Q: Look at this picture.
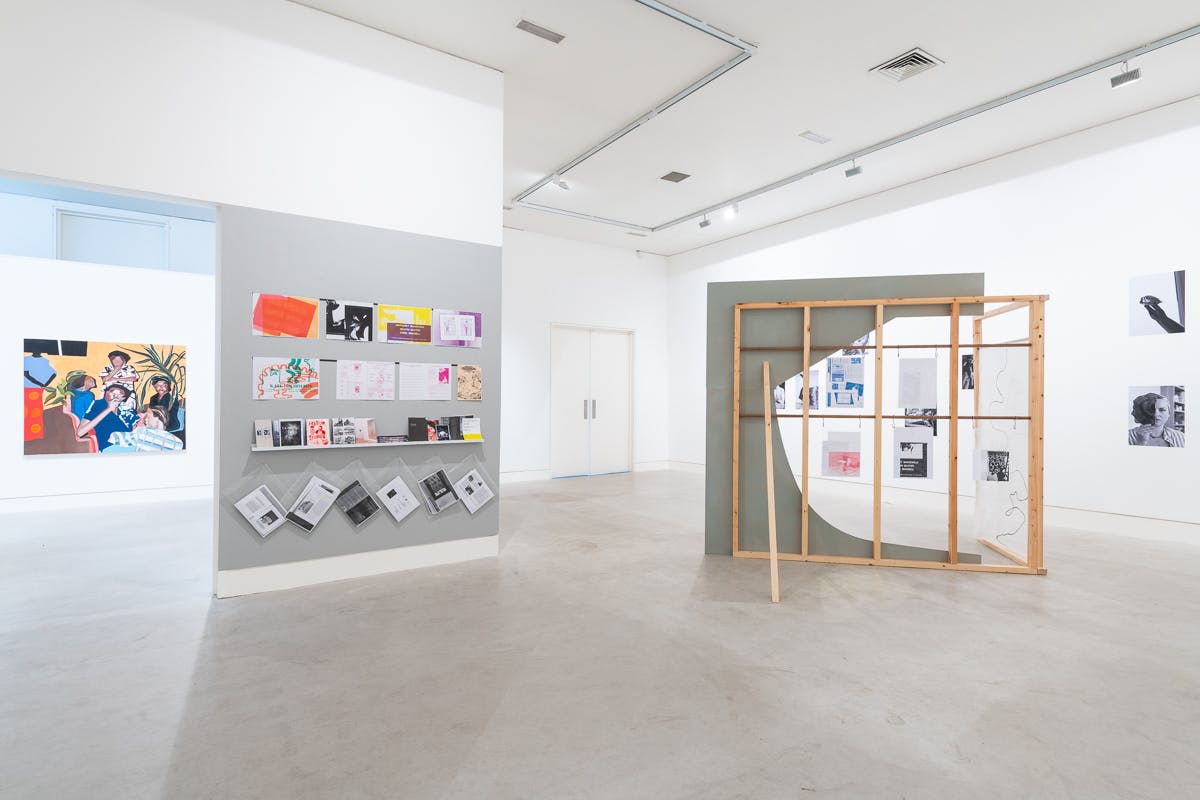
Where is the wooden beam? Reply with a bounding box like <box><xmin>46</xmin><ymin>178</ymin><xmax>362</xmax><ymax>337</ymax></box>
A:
<box><xmin>801</xmin><ymin>306</ymin><xmax>811</xmax><ymax>558</ymax></box>
<box><xmin>732</xmin><ymin>549</ymin><xmax>1043</xmax><ymax>575</ymax></box>
<box><xmin>762</xmin><ymin>361</ymin><xmax>780</xmax><ymax>603</ymax></box>
<box><xmin>1028</xmin><ymin>299</ymin><xmax>1046</xmax><ymax>571</ymax></box>
<box><xmin>735</xmin><ymin>294</ymin><xmax>1049</xmax><ymax>310</ymax></box>
<box><xmin>873</xmin><ymin>304</ymin><xmax>883</xmax><ymax>561</ymax></box>
<box><xmin>741</xmin><ymin>342</ymin><xmax>1029</xmax><ymax>351</ymax></box>
<box><xmin>978</xmin><ymin>537</ymin><xmax>1029</xmax><ymax>567</ymax></box>
<box><xmin>732</xmin><ymin>306</ymin><xmax>741</xmax><ymax>554</ymax></box>
<box><xmin>741</xmin><ymin>413</ymin><xmax>1030</xmax><ymax>421</ymax></box>
<box><xmin>948</xmin><ymin>302</ymin><xmax>960</xmax><ymax>565</ymax></box>
<box><xmin>979</xmin><ymin>301</ymin><xmax>1031</xmax><ymax>321</ymax></box>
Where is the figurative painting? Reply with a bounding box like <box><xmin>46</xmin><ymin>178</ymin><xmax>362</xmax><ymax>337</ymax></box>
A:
<box><xmin>23</xmin><ymin>338</ymin><xmax>186</xmax><ymax>455</ymax></box>
<box><xmin>251</xmin><ymin>293</ymin><xmax>319</xmax><ymax>338</ymax></box>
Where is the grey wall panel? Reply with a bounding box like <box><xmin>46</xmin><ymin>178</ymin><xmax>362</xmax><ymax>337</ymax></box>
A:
<box><xmin>705</xmin><ymin>274</ymin><xmax>984</xmax><ymax>556</ymax></box>
<box><xmin>217</xmin><ymin>206</ymin><xmax>500</xmax><ymax>571</ymax></box>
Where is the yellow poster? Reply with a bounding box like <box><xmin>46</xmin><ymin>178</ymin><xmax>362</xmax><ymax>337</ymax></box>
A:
<box><xmin>376</xmin><ymin>305</ymin><xmax>432</xmax><ymax>344</ymax></box>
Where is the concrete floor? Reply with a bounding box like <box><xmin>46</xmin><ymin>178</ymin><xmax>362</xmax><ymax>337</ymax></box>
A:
<box><xmin>1</xmin><ymin>470</ymin><xmax>1198</xmax><ymax>799</ymax></box>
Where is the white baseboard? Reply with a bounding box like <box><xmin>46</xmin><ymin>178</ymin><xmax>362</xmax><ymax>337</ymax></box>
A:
<box><xmin>499</xmin><ymin>469</ymin><xmax>552</xmax><ymax>484</ymax></box>
<box><xmin>216</xmin><ymin>535</ymin><xmax>499</xmax><ymax>598</ymax></box>
<box><xmin>0</xmin><ymin>484</ymin><xmax>211</xmax><ymax>513</ymax></box>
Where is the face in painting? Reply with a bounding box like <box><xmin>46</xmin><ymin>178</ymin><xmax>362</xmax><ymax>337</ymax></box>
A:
<box><xmin>153</xmin><ymin>380</ymin><xmax>170</xmax><ymax>397</ymax></box>
<box><xmin>110</xmin><ymin>355</ymin><xmax>126</xmax><ymax>369</ymax></box>
<box><xmin>84</xmin><ymin>377</ymin><xmax>97</xmax><ymax>390</ymax></box>
<box><xmin>105</xmin><ymin>386</ymin><xmax>127</xmax><ymax>403</ymax></box>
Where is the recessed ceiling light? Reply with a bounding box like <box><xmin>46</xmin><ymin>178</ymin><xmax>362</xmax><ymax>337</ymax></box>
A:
<box><xmin>660</xmin><ymin>171</ymin><xmax>691</xmax><ymax>183</ymax></box>
<box><xmin>799</xmin><ymin>130</ymin><xmax>831</xmax><ymax>144</ymax></box>
<box><xmin>516</xmin><ymin>19</ymin><xmax>565</xmax><ymax>44</ymax></box>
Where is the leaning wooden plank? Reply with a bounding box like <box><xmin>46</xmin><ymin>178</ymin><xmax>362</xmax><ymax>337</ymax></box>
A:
<box><xmin>763</xmin><ymin>360</ymin><xmax>780</xmax><ymax>604</ymax></box>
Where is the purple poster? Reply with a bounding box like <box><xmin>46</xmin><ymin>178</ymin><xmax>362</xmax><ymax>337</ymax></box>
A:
<box><xmin>431</xmin><ymin>309</ymin><xmax>482</xmax><ymax>348</ymax></box>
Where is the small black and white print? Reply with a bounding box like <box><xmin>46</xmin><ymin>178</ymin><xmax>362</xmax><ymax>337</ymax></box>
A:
<box><xmin>1129</xmin><ymin>270</ymin><xmax>1185</xmax><ymax>336</ymax></box>
<box><xmin>986</xmin><ymin>450</ymin><xmax>1010</xmax><ymax>481</ymax></box>
<box><xmin>904</xmin><ymin>407</ymin><xmax>937</xmax><ymax>437</ymax></box>
<box><xmin>961</xmin><ymin>354</ymin><xmax>975</xmax><ymax>390</ymax></box>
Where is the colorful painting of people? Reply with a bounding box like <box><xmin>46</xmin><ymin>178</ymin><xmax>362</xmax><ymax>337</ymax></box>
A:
<box><xmin>22</xmin><ymin>338</ymin><xmax>187</xmax><ymax>455</ymax></box>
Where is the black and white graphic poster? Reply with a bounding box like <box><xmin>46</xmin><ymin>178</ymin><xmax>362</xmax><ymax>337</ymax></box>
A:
<box><xmin>1129</xmin><ymin>270</ymin><xmax>1185</xmax><ymax>336</ymax></box>
<box><xmin>894</xmin><ymin>428</ymin><xmax>933</xmax><ymax>479</ymax></box>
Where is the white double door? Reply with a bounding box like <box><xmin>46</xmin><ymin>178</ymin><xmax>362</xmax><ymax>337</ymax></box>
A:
<box><xmin>549</xmin><ymin>326</ymin><xmax>632</xmax><ymax>478</ymax></box>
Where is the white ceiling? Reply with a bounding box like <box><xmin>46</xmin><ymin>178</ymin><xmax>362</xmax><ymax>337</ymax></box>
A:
<box><xmin>292</xmin><ymin>1</ymin><xmax>1200</xmax><ymax>255</ymax></box>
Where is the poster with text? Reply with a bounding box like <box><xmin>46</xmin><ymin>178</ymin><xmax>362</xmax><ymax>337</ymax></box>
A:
<box><xmin>335</xmin><ymin>360</ymin><xmax>395</xmax><ymax>401</ymax></box>
<box><xmin>253</xmin><ymin>357</ymin><xmax>320</xmax><ymax>400</ymax></box>
<box><xmin>894</xmin><ymin>428</ymin><xmax>933</xmax><ymax>478</ymax></box>
<box><xmin>432</xmin><ymin>309</ymin><xmax>482</xmax><ymax>348</ymax></box>
<box><xmin>377</xmin><ymin>305</ymin><xmax>432</xmax><ymax>344</ymax></box>
<box><xmin>826</xmin><ymin>356</ymin><xmax>864</xmax><ymax>408</ymax></box>
<box><xmin>23</xmin><ymin>338</ymin><xmax>186</xmax><ymax>455</ymax></box>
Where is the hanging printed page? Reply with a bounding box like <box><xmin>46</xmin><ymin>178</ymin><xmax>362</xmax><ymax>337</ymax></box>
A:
<box><xmin>252</xmin><ymin>357</ymin><xmax>320</xmax><ymax>400</ymax></box>
<box><xmin>396</xmin><ymin>363</ymin><xmax>452</xmax><ymax>401</ymax></box>
<box><xmin>377</xmin><ymin>305</ymin><xmax>432</xmax><ymax>344</ymax></box>
<box><xmin>323</xmin><ymin>299</ymin><xmax>374</xmax><ymax>341</ymax></box>
<box><xmin>431</xmin><ymin>309</ymin><xmax>482</xmax><ymax>348</ymax></box>
<box><xmin>251</xmin><ymin>293</ymin><xmax>319</xmax><ymax>338</ymax></box>
<box><xmin>335</xmin><ymin>360</ymin><xmax>395</xmax><ymax>401</ymax></box>
<box><xmin>826</xmin><ymin>356</ymin><xmax>864</xmax><ymax>408</ymax></box>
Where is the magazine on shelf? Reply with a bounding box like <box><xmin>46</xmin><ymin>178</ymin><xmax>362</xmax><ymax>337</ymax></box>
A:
<box><xmin>275</xmin><ymin>418</ymin><xmax>305</xmax><ymax>447</ymax></box>
<box><xmin>376</xmin><ymin>475</ymin><xmax>420</xmax><ymax>523</ymax></box>
<box><xmin>435</xmin><ymin>417</ymin><xmax>451</xmax><ymax>441</ymax></box>
<box><xmin>376</xmin><ymin>434</ymin><xmax>409</xmax><ymax>444</ymax></box>
<box><xmin>331</xmin><ymin>417</ymin><xmax>357</xmax><ymax>445</ymax></box>
<box><xmin>407</xmin><ymin>417</ymin><xmax>427</xmax><ymax>442</ymax></box>
<box><xmin>254</xmin><ymin>419</ymin><xmax>274</xmax><ymax>449</ymax></box>
<box><xmin>285</xmin><ymin>476</ymin><xmax>339</xmax><ymax>531</ymax></box>
<box><xmin>452</xmin><ymin>469</ymin><xmax>494</xmax><ymax>515</ymax></box>
<box><xmin>354</xmin><ymin>418</ymin><xmax>377</xmax><ymax>444</ymax></box>
<box><xmin>234</xmin><ymin>485</ymin><xmax>288</xmax><ymax>537</ymax></box>
<box><xmin>335</xmin><ymin>480</ymin><xmax>382</xmax><ymax>527</ymax></box>
<box><xmin>305</xmin><ymin>418</ymin><xmax>331</xmax><ymax>446</ymax></box>
<box><xmin>461</xmin><ymin>417</ymin><xmax>482</xmax><ymax>440</ymax></box>
<box><xmin>417</xmin><ymin>469</ymin><xmax>458</xmax><ymax>514</ymax></box>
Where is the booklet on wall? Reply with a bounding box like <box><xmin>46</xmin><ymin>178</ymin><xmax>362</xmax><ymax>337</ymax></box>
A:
<box><xmin>234</xmin><ymin>485</ymin><xmax>288</xmax><ymax>538</ymax></box>
<box><xmin>417</xmin><ymin>469</ymin><xmax>458</xmax><ymax>514</ymax></box>
<box><xmin>330</xmin><ymin>417</ymin><xmax>357</xmax><ymax>445</ymax></box>
<box><xmin>354</xmin><ymin>418</ymin><xmax>377</xmax><ymax>444</ymax></box>
<box><xmin>285</xmin><ymin>476</ymin><xmax>339</xmax><ymax>531</ymax></box>
<box><xmin>461</xmin><ymin>417</ymin><xmax>482</xmax><ymax>440</ymax></box>
<box><xmin>452</xmin><ymin>469</ymin><xmax>494</xmax><ymax>515</ymax></box>
<box><xmin>275</xmin><ymin>418</ymin><xmax>306</xmax><ymax>447</ymax></box>
<box><xmin>305</xmin><ymin>418</ymin><xmax>331</xmax><ymax>447</ymax></box>
<box><xmin>376</xmin><ymin>475</ymin><xmax>420</xmax><ymax>523</ymax></box>
<box><xmin>335</xmin><ymin>480</ymin><xmax>382</xmax><ymax>527</ymax></box>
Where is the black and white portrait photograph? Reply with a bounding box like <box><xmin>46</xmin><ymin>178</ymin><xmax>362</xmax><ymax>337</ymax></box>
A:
<box><xmin>1128</xmin><ymin>385</ymin><xmax>1185</xmax><ymax>447</ymax></box>
<box><xmin>974</xmin><ymin>449</ymin><xmax>1010</xmax><ymax>481</ymax></box>
<box><xmin>1129</xmin><ymin>270</ymin><xmax>1185</xmax><ymax>336</ymax></box>
<box><xmin>961</xmin><ymin>353</ymin><xmax>975</xmax><ymax>390</ymax></box>
<box><xmin>277</xmin><ymin>418</ymin><xmax>305</xmax><ymax>447</ymax></box>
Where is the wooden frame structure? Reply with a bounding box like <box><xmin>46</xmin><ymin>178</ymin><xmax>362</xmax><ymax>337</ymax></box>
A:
<box><xmin>732</xmin><ymin>295</ymin><xmax>1047</xmax><ymax>576</ymax></box>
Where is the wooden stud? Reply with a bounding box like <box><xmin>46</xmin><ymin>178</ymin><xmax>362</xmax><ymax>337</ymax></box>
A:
<box><xmin>732</xmin><ymin>306</ymin><xmax>741</xmax><ymax>554</ymax></box>
<box><xmin>977</xmin><ymin>537</ymin><xmax>1029</xmax><ymax>567</ymax></box>
<box><xmin>1028</xmin><ymin>299</ymin><xmax>1046</xmax><ymax>571</ymax></box>
<box><xmin>762</xmin><ymin>361</ymin><xmax>780</xmax><ymax>603</ymax></box>
<box><xmin>948</xmin><ymin>302</ymin><xmax>960</xmax><ymax>565</ymax></box>
<box><xmin>741</xmin><ymin>342</ymin><xmax>1029</xmax><ymax>352</ymax></box>
<box><xmin>735</xmin><ymin>294</ymin><xmax>1048</xmax><ymax>310</ymax></box>
<box><xmin>733</xmin><ymin>549</ymin><xmax>1043</xmax><ymax>575</ymax></box>
<box><xmin>873</xmin><ymin>304</ymin><xmax>884</xmax><ymax>561</ymax></box>
<box><xmin>742</xmin><ymin>413</ymin><xmax>1030</xmax><ymax>421</ymax></box>
<box><xmin>801</xmin><ymin>306</ymin><xmax>811</xmax><ymax>558</ymax></box>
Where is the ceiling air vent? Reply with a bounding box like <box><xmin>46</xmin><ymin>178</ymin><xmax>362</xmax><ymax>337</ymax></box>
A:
<box><xmin>870</xmin><ymin>47</ymin><xmax>943</xmax><ymax>82</ymax></box>
<box><xmin>516</xmin><ymin>19</ymin><xmax>565</xmax><ymax>44</ymax></box>
<box><xmin>660</xmin><ymin>171</ymin><xmax>691</xmax><ymax>183</ymax></box>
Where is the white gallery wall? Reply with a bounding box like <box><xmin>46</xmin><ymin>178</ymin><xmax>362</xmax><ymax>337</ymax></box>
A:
<box><xmin>501</xmin><ymin>229</ymin><xmax>670</xmax><ymax>477</ymax></box>
<box><xmin>1</xmin><ymin>256</ymin><xmax>215</xmax><ymax>506</ymax></box>
<box><xmin>667</xmin><ymin>99</ymin><xmax>1200</xmax><ymax>524</ymax></box>
<box><xmin>0</xmin><ymin>0</ymin><xmax>501</xmax><ymax>249</ymax></box>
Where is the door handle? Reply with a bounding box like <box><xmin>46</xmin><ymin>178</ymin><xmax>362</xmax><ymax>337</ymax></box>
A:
<box><xmin>592</xmin><ymin>399</ymin><xmax>597</xmax><ymax>418</ymax></box>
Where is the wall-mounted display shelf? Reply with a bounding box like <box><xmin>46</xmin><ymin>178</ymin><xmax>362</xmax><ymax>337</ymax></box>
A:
<box><xmin>251</xmin><ymin>439</ymin><xmax>484</xmax><ymax>453</ymax></box>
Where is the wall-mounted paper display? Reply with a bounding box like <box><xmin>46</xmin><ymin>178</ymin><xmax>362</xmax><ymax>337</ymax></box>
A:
<box><xmin>904</xmin><ymin>407</ymin><xmax>938</xmax><ymax>437</ymax></box>
<box><xmin>331</xmin><ymin>417</ymin><xmax>357</xmax><ymax>445</ymax></box>
<box><xmin>335</xmin><ymin>480</ymin><xmax>382</xmax><ymax>527</ymax></box>
<box><xmin>335</xmin><ymin>360</ymin><xmax>395</xmax><ymax>400</ymax></box>
<box><xmin>974</xmin><ymin>450</ymin><xmax>1011</xmax><ymax>482</ymax></box>
<box><xmin>397</xmin><ymin>362</ymin><xmax>452</xmax><ymax>401</ymax></box>
<box><xmin>894</xmin><ymin>427</ymin><xmax>933</xmax><ymax>478</ymax></box>
<box><xmin>354</xmin><ymin>418</ymin><xmax>377</xmax><ymax>444</ymax></box>
<box><xmin>253</xmin><ymin>357</ymin><xmax>320</xmax><ymax>400</ymax></box>
<box><xmin>897</xmin><ymin>358</ymin><xmax>937</xmax><ymax>408</ymax></box>
<box><xmin>457</xmin><ymin>365</ymin><xmax>482</xmax><ymax>401</ymax></box>
<box><xmin>795</xmin><ymin>374</ymin><xmax>819</xmax><ymax>411</ymax></box>
<box><xmin>453</xmin><ymin>469</ymin><xmax>495</xmax><ymax>515</ymax></box>
<box><xmin>23</xmin><ymin>338</ymin><xmax>186</xmax><ymax>455</ymax></box>
<box><xmin>1129</xmin><ymin>270</ymin><xmax>1185</xmax><ymax>336</ymax></box>
<box><xmin>274</xmin><ymin>418</ymin><xmax>305</xmax><ymax>447</ymax></box>
<box><xmin>254</xmin><ymin>419</ymin><xmax>274</xmax><ymax>448</ymax></box>
<box><xmin>432</xmin><ymin>308</ymin><xmax>482</xmax><ymax>348</ymax></box>
<box><xmin>773</xmin><ymin>382</ymin><xmax>786</xmax><ymax>411</ymax></box>
<box><xmin>1128</xmin><ymin>385</ymin><xmax>1186</xmax><ymax>447</ymax></box>
<box><xmin>286</xmin><ymin>476</ymin><xmax>338</xmax><ymax>531</ymax></box>
<box><xmin>234</xmin><ymin>485</ymin><xmax>289</xmax><ymax>538</ymax></box>
<box><xmin>252</xmin><ymin>293</ymin><xmax>319</xmax><ymax>338</ymax></box>
<box><xmin>961</xmin><ymin>354</ymin><xmax>975</xmax><ymax>390</ymax></box>
<box><xmin>377</xmin><ymin>475</ymin><xmax>420</xmax><ymax>523</ymax></box>
<box><xmin>461</xmin><ymin>417</ymin><xmax>483</xmax><ymax>440</ymax></box>
<box><xmin>323</xmin><ymin>299</ymin><xmax>374</xmax><ymax>341</ymax></box>
<box><xmin>418</xmin><ymin>469</ymin><xmax>458</xmax><ymax>514</ymax></box>
<box><xmin>826</xmin><ymin>356</ymin><xmax>864</xmax><ymax>408</ymax></box>
<box><xmin>377</xmin><ymin>305</ymin><xmax>432</xmax><ymax>344</ymax></box>
<box><xmin>305</xmin><ymin>418</ymin><xmax>331</xmax><ymax>446</ymax></box>
<box><xmin>820</xmin><ymin>431</ymin><xmax>861</xmax><ymax>477</ymax></box>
